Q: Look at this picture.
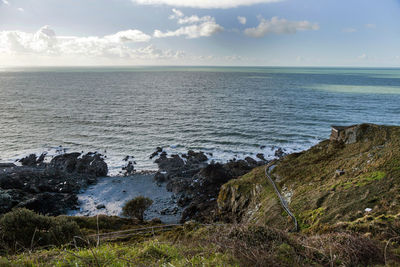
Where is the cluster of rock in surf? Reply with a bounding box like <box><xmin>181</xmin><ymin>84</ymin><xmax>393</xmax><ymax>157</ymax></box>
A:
<box><xmin>150</xmin><ymin>147</ymin><xmax>287</xmax><ymax>223</ymax></box>
<box><xmin>0</xmin><ymin>146</ymin><xmax>286</xmax><ymax>223</ymax></box>
<box><xmin>0</xmin><ymin>152</ymin><xmax>107</xmax><ymax>216</ymax></box>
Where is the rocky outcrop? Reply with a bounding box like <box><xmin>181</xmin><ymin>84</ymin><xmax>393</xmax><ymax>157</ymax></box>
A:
<box><xmin>49</xmin><ymin>152</ymin><xmax>108</xmax><ymax>176</ymax></box>
<box><xmin>0</xmin><ymin>152</ymin><xmax>107</xmax><ymax>216</ymax></box>
<box><xmin>152</xmin><ymin>149</ymin><xmax>268</xmax><ymax>223</ymax></box>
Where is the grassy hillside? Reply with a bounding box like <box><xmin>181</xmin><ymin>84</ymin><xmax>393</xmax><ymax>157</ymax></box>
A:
<box><xmin>218</xmin><ymin>124</ymin><xmax>400</xmax><ymax>235</ymax></box>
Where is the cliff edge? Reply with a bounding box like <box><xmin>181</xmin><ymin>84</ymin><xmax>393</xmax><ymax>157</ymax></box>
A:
<box><xmin>218</xmin><ymin>124</ymin><xmax>400</xmax><ymax>237</ymax></box>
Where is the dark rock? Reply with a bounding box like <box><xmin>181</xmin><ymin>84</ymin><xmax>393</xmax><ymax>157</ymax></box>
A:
<box><xmin>224</xmin><ymin>160</ymin><xmax>253</xmax><ymax>178</ymax></box>
<box><xmin>0</xmin><ymin>189</ymin><xmax>23</xmax><ymax>213</ymax></box>
<box><xmin>256</xmin><ymin>153</ymin><xmax>266</xmax><ymax>161</ymax></box>
<box><xmin>122</xmin><ymin>161</ymin><xmax>135</xmax><ymax>176</ymax></box>
<box><xmin>245</xmin><ymin>156</ymin><xmax>257</xmax><ymax>167</ymax></box>
<box><xmin>96</xmin><ymin>204</ymin><xmax>106</xmax><ymax>209</ymax></box>
<box><xmin>153</xmin><ymin>149</ymin><xmax>260</xmax><ymax>223</ymax></box>
<box><xmin>181</xmin><ymin>204</ymin><xmax>198</xmax><ymax>223</ymax></box>
<box><xmin>160</xmin><ymin>208</ymin><xmax>168</xmax><ymax>215</ymax></box>
<box><xmin>171</xmin><ymin>207</ymin><xmax>179</xmax><ymax>214</ymax></box>
<box><xmin>49</xmin><ymin>152</ymin><xmax>107</xmax><ymax>177</ymax></box>
<box><xmin>18</xmin><ymin>192</ymin><xmax>78</xmax><ymax>216</ymax></box>
<box><xmin>166</xmin><ymin>178</ymin><xmax>190</xmax><ymax>193</ymax></box>
<box><xmin>19</xmin><ymin>154</ymin><xmax>38</xmax><ymax>166</ymax></box>
<box><xmin>0</xmin><ymin>151</ymin><xmax>107</xmax><ymax>216</ymax></box>
<box><xmin>187</xmin><ymin>150</ymin><xmax>208</xmax><ymax>162</ymax></box>
<box><xmin>274</xmin><ymin>148</ymin><xmax>286</xmax><ymax>159</ymax></box>
<box><xmin>0</xmin><ymin>173</ymin><xmax>25</xmax><ymax>189</ymax></box>
<box><xmin>0</xmin><ymin>163</ymin><xmax>16</xmax><ymax>168</ymax></box>
<box><xmin>49</xmin><ymin>152</ymin><xmax>81</xmax><ymax>173</ymax></box>
<box><xmin>154</xmin><ymin>172</ymin><xmax>166</xmax><ymax>183</ymax></box>
<box><xmin>76</xmin><ymin>153</ymin><xmax>108</xmax><ymax>176</ymax></box>
<box><xmin>155</xmin><ymin>154</ymin><xmax>184</xmax><ymax>173</ymax></box>
<box><xmin>37</xmin><ymin>153</ymin><xmax>46</xmax><ymax>164</ymax></box>
<box><xmin>177</xmin><ymin>195</ymin><xmax>191</xmax><ymax>207</ymax></box>
<box><xmin>199</xmin><ymin>163</ymin><xmax>233</xmax><ymax>185</ymax></box>
<box><xmin>150</xmin><ymin>147</ymin><xmax>163</xmax><ymax>159</ymax></box>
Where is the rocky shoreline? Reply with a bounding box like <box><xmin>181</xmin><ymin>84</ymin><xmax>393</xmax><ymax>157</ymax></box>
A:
<box><xmin>0</xmin><ymin>147</ymin><xmax>285</xmax><ymax>222</ymax></box>
<box><xmin>0</xmin><ymin>152</ymin><xmax>107</xmax><ymax>215</ymax></box>
<box><xmin>152</xmin><ymin>149</ymin><xmax>272</xmax><ymax>222</ymax></box>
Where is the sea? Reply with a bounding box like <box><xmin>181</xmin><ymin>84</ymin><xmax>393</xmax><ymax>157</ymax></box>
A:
<box><xmin>1</xmin><ymin>66</ymin><xmax>400</xmax><ymax>175</ymax></box>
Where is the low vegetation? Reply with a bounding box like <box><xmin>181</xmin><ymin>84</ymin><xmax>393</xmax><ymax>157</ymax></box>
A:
<box><xmin>0</xmin><ymin>208</ymin><xmax>80</xmax><ymax>255</ymax></box>
<box><xmin>1</xmin><ymin>222</ymin><xmax>395</xmax><ymax>266</ymax></box>
<box><xmin>122</xmin><ymin>196</ymin><xmax>153</xmax><ymax>221</ymax></box>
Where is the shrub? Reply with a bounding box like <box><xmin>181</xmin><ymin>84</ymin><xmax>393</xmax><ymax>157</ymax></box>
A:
<box><xmin>302</xmin><ymin>232</ymin><xmax>383</xmax><ymax>266</ymax></box>
<box><xmin>122</xmin><ymin>196</ymin><xmax>153</xmax><ymax>221</ymax></box>
<box><xmin>0</xmin><ymin>208</ymin><xmax>80</xmax><ymax>253</ymax></box>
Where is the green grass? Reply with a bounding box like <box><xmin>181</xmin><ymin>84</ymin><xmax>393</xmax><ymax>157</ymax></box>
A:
<box><xmin>218</xmin><ymin>124</ymin><xmax>400</xmax><ymax>233</ymax></box>
<box><xmin>1</xmin><ymin>240</ymin><xmax>239</xmax><ymax>267</ymax></box>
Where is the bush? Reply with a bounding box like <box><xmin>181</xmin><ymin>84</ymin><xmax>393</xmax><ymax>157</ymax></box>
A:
<box><xmin>303</xmin><ymin>232</ymin><xmax>383</xmax><ymax>266</ymax></box>
<box><xmin>0</xmin><ymin>208</ymin><xmax>80</xmax><ymax>253</ymax></box>
<box><xmin>122</xmin><ymin>196</ymin><xmax>153</xmax><ymax>221</ymax></box>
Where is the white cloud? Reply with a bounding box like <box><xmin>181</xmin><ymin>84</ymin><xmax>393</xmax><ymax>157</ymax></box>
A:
<box><xmin>132</xmin><ymin>0</ymin><xmax>282</xmax><ymax>9</ymax></box>
<box><xmin>244</xmin><ymin>16</ymin><xmax>319</xmax><ymax>38</ymax></box>
<box><xmin>237</xmin><ymin>16</ymin><xmax>247</xmax><ymax>25</ymax></box>
<box><xmin>104</xmin><ymin>29</ymin><xmax>151</xmax><ymax>43</ymax></box>
<box><xmin>154</xmin><ymin>23</ymin><xmax>223</xmax><ymax>38</ymax></box>
<box><xmin>177</xmin><ymin>15</ymin><xmax>213</xmax><ymax>25</ymax></box>
<box><xmin>2</xmin><ymin>0</ymin><xmax>10</xmax><ymax>5</ymax></box>
<box><xmin>0</xmin><ymin>26</ymin><xmax>186</xmax><ymax>63</ymax></box>
<box><xmin>17</xmin><ymin>7</ymin><xmax>24</xmax><ymax>12</ymax></box>
<box><xmin>0</xmin><ymin>26</ymin><xmax>57</xmax><ymax>54</ymax></box>
<box><xmin>365</xmin><ymin>24</ymin><xmax>376</xmax><ymax>29</ymax></box>
<box><xmin>342</xmin><ymin>27</ymin><xmax>357</xmax><ymax>33</ymax></box>
<box><xmin>168</xmin><ymin>8</ymin><xmax>183</xmax><ymax>19</ymax></box>
<box><xmin>154</xmin><ymin>9</ymin><xmax>223</xmax><ymax>38</ymax></box>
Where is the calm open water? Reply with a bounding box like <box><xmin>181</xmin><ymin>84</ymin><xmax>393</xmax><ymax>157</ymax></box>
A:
<box><xmin>0</xmin><ymin>67</ymin><xmax>399</xmax><ymax>174</ymax></box>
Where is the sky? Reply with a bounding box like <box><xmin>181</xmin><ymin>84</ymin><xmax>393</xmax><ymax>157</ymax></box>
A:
<box><xmin>0</xmin><ymin>0</ymin><xmax>399</xmax><ymax>66</ymax></box>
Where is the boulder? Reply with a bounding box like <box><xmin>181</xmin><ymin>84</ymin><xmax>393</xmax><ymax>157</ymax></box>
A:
<box><xmin>256</xmin><ymin>153</ymin><xmax>266</xmax><ymax>161</ymax></box>
<box><xmin>49</xmin><ymin>153</ymin><xmax>81</xmax><ymax>173</ymax></box>
<box><xmin>76</xmin><ymin>153</ymin><xmax>108</xmax><ymax>176</ymax></box>
<box><xmin>18</xmin><ymin>192</ymin><xmax>78</xmax><ymax>216</ymax></box>
<box><xmin>19</xmin><ymin>154</ymin><xmax>38</xmax><ymax>166</ymax></box>
<box><xmin>274</xmin><ymin>148</ymin><xmax>286</xmax><ymax>159</ymax></box>
<box><xmin>49</xmin><ymin>152</ymin><xmax>108</xmax><ymax>177</ymax></box>
<box><xmin>245</xmin><ymin>156</ymin><xmax>258</xmax><ymax>167</ymax></box>
<box><xmin>96</xmin><ymin>204</ymin><xmax>106</xmax><ymax>209</ymax></box>
<box><xmin>154</xmin><ymin>172</ymin><xmax>166</xmax><ymax>183</ymax></box>
<box><xmin>155</xmin><ymin>154</ymin><xmax>184</xmax><ymax>174</ymax></box>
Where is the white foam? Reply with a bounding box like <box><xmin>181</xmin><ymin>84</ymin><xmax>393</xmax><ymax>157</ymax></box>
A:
<box><xmin>0</xmin><ymin>140</ymin><xmax>318</xmax><ymax>176</ymax></box>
